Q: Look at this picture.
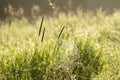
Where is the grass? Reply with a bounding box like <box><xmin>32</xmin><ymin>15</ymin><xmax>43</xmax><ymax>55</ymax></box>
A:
<box><xmin>0</xmin><ymin>11</ymin><xmax>120</xmax><ymax>80</ymax></box>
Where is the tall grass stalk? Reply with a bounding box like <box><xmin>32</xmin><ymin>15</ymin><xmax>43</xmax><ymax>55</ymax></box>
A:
<box><xmin>38</xmin><ymin>16</ymin><xmax>44</xmax><ymax>39</ymax></box>
<box><xmin>41</xmin><ymin>27</ymin><xmax>45</xmax><ymax>43</ymax></box>
<box><xmin>58</xmin><ymin>26</ymin><xmax>65</xmax><ymax>39</ymax></box>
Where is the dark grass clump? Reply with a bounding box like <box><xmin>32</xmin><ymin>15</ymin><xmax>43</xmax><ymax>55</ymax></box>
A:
<box><xmin>71</xmin><ymin>37</ymin><xmax>104</xmax><ymax>80</ymax></box>
<box><xmin>30</xmin><ymin>46</ymin><xmax>51</xmax><ymax>80</ymax></box>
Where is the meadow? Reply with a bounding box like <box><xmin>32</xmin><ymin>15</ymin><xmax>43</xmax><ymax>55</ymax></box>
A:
<box><xmin>0</xmin><ymin>11</ymin><xmax>120</xmax><ymax>80</ymax></box>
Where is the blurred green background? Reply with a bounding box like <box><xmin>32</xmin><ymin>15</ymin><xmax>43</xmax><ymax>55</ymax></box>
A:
<box><xmin>0</xmin><ymin>0</ymin><xmax>120</xmax><ymax>20</ymax></box>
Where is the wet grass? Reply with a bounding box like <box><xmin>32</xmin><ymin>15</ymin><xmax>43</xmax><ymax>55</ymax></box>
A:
<box><xmin>0</xmin><ymin>11</ymin><xmax>120</xmax><ymax>80</ymax></box>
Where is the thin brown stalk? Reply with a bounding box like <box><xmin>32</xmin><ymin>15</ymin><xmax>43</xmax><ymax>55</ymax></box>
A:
<box><xmin>41</xmin><ymin>27</ymin><xmax>45</xmax><ymax>43</ymax></box>
<box><xmin>38</xmin><ymin>16</ymin><xmax>44</xmax><ymax>39</ymax></box>
<box><xmin>58</xmin><ymin>26</ymin><xmax>65</xmax><ymax>39</ymax></box>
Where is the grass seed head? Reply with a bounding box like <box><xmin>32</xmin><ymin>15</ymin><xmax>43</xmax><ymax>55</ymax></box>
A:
<box><xmin>38</xmin><ymin>16</ymin><xmax>44</xmax><ymax>39</ymax></box>
<box><xmin>41</xmin><ymin>27</ymin><xmax>46</xmax><ymax>43</ymax></box>
<box><xmin>58</xmin><ymin>26</ymin><xmax>65</xmax><ymax>39</ymax></box>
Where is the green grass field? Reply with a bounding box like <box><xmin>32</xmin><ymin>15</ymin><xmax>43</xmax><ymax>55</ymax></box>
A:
<box><xmin>0</xmin><ymin>11</ymin><xmax>120</xmax><ymax>80</ymax></box>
